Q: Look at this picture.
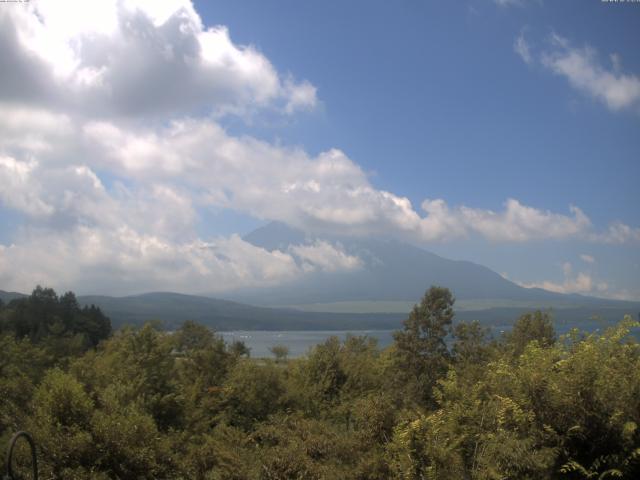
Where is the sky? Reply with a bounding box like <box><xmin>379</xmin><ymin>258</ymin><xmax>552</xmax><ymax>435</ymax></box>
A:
<box><xmin>0</xmin><ymin>0</ymin><xmax>638</xmax><ymax>299</ymax></box>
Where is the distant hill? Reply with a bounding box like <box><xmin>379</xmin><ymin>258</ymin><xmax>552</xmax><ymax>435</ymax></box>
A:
<box><xmin>0</xmin><ymin>290</ymin><xmax>27</xmax><ymax>304</ymax></box>
<box><xmin>2</xmin><ymin>289</ymin><xmax>637</xmax><ymax>332</ymax></box>
<box><xmin>76</xmin><ymin>293</ymin><xmax>640</xmax><ymax>332</ymax></box>
<box><xmin>77</xmin><ymin>292</ymin><xmax>404</xmax><ymax>331</ymax></box>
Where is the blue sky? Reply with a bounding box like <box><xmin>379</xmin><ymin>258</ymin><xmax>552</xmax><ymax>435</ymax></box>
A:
<box><xmin>0</xmin><ymin>0</ymin><xmax>638</xmax><ymax>298</ymax></box>
<box><xmin>201</xmin><ymin>0</ymin><xmax>640</xmax><ymax>221</ymax></box>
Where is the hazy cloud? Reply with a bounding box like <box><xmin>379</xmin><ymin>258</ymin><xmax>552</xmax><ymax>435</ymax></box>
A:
<box><xmin>514</xmin><ymin>33</ymin><xmax>532</xmax><ymax>65</ymax></box>
<box><xmin>580</xmin><ymin>254</ymin><xmax>595</xmax><ymax>264</ymax></box>
<box><xmin>589</xmin><ymin>222</ymin><xmax>640</xmax><ymax>245</ymax></box>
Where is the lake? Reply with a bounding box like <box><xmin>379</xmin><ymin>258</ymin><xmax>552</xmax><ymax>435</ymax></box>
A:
<box><xmin>219</xmin><ymin>320</ymin><xmax>623</xmax><ymax>358</ymax></box>
<box><xmin>220</xmin><ymin>330</ymin><xmax>396</xmax><ymax>358</ymax></box>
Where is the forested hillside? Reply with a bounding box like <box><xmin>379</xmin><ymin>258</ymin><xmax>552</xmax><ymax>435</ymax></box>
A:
<box><xmin>1</xmin><ymin>287</ymin><xmax>639</xmax><ymax>479</ymax></box>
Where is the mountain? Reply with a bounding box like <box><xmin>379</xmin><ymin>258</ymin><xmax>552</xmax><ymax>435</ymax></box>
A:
<box><xmin>234</xmin><ymin>222</ymin><xmax>631</xmax><ymax>310</ymax></box>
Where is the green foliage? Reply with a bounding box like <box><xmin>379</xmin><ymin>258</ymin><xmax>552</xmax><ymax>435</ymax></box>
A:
<box><xmin>1</xmin><ymin>286</ymin><xmax>639</xmax><ymax>479</ymax></box>
<box><xmin>0</xmin><ymin>335</ymin><xmax>52</xmax><ymax>435</ymax></box>
<box><xmin>220</xmin><ymin>359</ymin><xmax>288</xmax><ymax>430</ymax></box>
<box><xmin>252</xmin><ymin>413</ymin><xmax>358</xmax><ymax>479</ymax></box>
<box><xmin>28</xmin><ymin>369</ymin><xmax>96</xmax><ymax>478</ymax></box>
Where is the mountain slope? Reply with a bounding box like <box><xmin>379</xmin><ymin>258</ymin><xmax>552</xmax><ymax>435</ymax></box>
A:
<box><xmin>234</xmin><ymin>222</ymin><xmax>613</xmax><ymax>308</ymax></box>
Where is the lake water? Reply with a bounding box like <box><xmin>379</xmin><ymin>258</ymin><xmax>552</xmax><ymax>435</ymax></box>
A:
<box><xmin>219</xmin><ymin>320</ymin><xmax>629</xmax><ymax>359</ymax></box>
<box><xmin>220</xmin><ymin>330</ymin><xmax>396</xmax><ymax>358</ymax></box>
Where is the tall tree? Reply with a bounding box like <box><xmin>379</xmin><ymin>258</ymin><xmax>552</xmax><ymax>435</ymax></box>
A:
<box><xmin>392</xmin><ymin>286</ymin><xmax>455</xmax><ymax>406</ymax></box>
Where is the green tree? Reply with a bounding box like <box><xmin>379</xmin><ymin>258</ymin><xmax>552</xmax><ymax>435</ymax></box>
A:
<box><xmin>28</xmin><ymin>369</ymin><xmax>96</xmax><ymax>479</ymax></box>
<box><xmin>506</xmin><ymin>310</ymin><xmax>556</xmax><ymax>355</ymax></box>
<box><xmin>270</xmin><ymin>344</ymin><xmax>289</xmax><ymax>363</ymax></box>
<box><xmin>392</xmin><ymin>286</ymin><xmax>455</xmax><ymax>406</ymax></box>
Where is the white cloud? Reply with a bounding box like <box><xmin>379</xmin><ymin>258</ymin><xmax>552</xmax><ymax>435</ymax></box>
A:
<box><xmin>515</xmin><ymin>261</ymin><xmax>608</xmax><ymax>296</ymax></box>
<box><xmin>2</xmin><ymin>111</ymin><xmax>637</xmax><ymax>247</ymax></box>
<box><xmin>82</xmin><ymin>118</ymin><xmax>616</xmax><ymax>244</ymax></box>
<box><xmin>0</xmin><ymin>150</ymin><xmax>365</xmax><ymax>294</ymax></box>
<box><xmin>494</xmin><ymin>0</ymin><xmax>524</xmax><ymax>7</ymax></box>
<box><xmin>0</xmin><ymin>228</ymin><xmax>366</xmax><ymax>296</ymax></box>
<box><xmin>514</xmin><ymin>33</ymin><xmax>532</xmax><ymax>65</ymax></box>
<box><xmin>289</xmin><ymin>241</ymin><xmax>363</xmax><ymax>273</ymax></box>
<box><xmin>0</xmin><ymin>227</ymin><xmax>307</xmax><ymax>295</ymax></box>
<box><xmin>580</xmin><ymin>254</ymin><xmax>595</xmax><ymax>264</ymax></box>
<box><xmin>589</xmin><ymin>222</ymin><xmax>640</xmax><ymax>245</ymax></box>
<box><xmin>0</xmin><ymin>105</ymin><xmax>74</xmax><ymax>155</ymax></box>
<box><xmin>0</xmin><ymin>0</ymin><xmax>317</xmax><ymax>118</ymax></box>
<box><xmin>458</xmin><ymin>199</ymin><xmax>591</xmax><ymax>242</ymax></box>
<box><xmin>518</xmin><ymin>32</ymin><xmax>640</xmax><ymax>112</ymax></box>
<box><xmin>0</xmin><ymin>156</ymin><xmax>54</xmax><ymax>216</ymax></box>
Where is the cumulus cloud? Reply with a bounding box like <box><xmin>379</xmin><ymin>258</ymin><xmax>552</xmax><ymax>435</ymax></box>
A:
<box><xmin>458</xmin><ymin>199</ymin><xmax>591</xmax><ymax>242</ymax></box>
<box><xmin>0</xmin><ymin>0</ymin><xmax>317</xmax><ymax>118</ymax></box>
<box><xmin>80</xmin><ymin>118</ymin><xmax>620</xmax><ymax>244</ymax></box>
<box><xmin>0</xmin><ymin>149</ymin><xmax>363</xmax><ymax>293</ymax></box>
<box><xmin>0</xmin><ymin>225</ymin><xmax>366</xmax><ymax>296</ymax></box>
<box><xmin>0</xmin><ymin>227</ymin><xmax>304</xmax><ymax>295</ymax></box>
<box><xmin>0</xmin><ymin>156</ymin><xmax>363</xmax><ymax>295</ymax></box>
<box><xmin>516</xmin><ymin>32</ymin><xmax>640</xmax><ymax>112</ymax></box>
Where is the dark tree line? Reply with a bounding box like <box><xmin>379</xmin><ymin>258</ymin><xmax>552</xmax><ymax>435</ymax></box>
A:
<box><xmin>0</xmin><ymin>286</ymin><xmax>111</xmax><ymax>347</ymax></box>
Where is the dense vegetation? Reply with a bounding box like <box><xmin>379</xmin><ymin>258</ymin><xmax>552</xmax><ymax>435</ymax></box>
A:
<box><xmin>1</xmin><ymin>286</ymin><xmax>639</xmax><ymax>479</ymax></box>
